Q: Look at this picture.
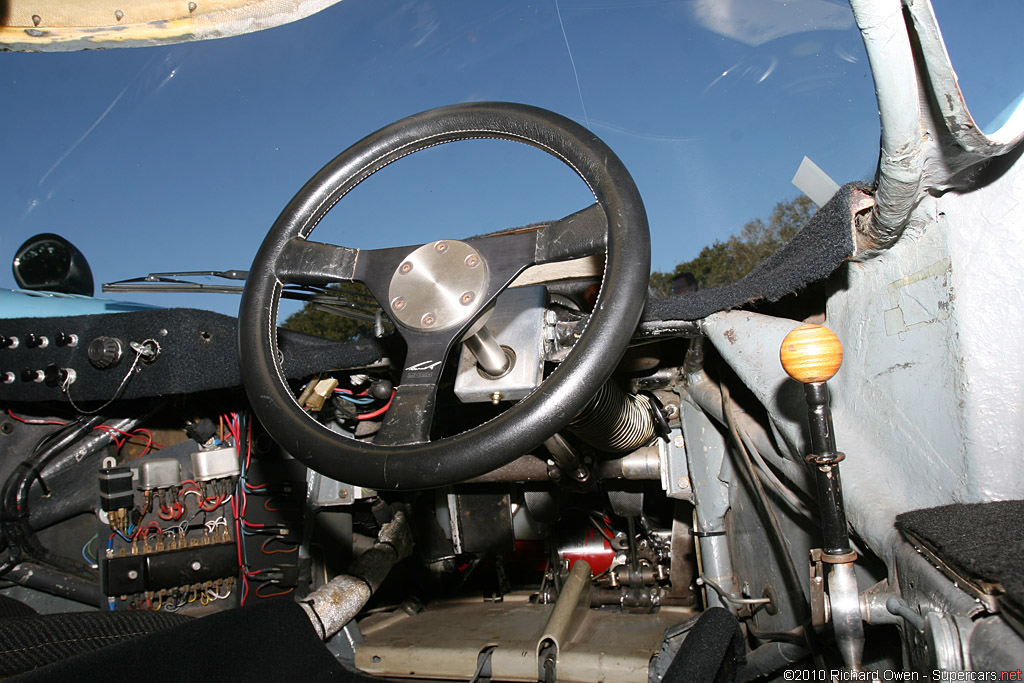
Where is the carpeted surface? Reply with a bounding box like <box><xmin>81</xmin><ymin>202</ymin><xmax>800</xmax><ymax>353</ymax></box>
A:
<box><xmin>8</xmin><ymin>600</ymin><xmax>376</xmax><ymax>682</ymax></box>
<box><xmin>0</xmin><ymin>609</ymin><xmax>192</xmax><ymax>677</ymax></box>
<box><xmin>896</xmin><ymin>500</ymin><xmax>1024</xmax><ymax>613</ymax></box>
<box><xmin>642</xmin><ymin>183</ymin><xmax>862</xmax><ymax>322</ymax></box>
<box><xmin>0</xmin><ymin>308</ymin><xmax>386</xmax><ymax>403</ymax></box>
<box><xmin>662</xmin><ymin>607</ymin><xmax>746</xmax><ymax>683</ymax></box>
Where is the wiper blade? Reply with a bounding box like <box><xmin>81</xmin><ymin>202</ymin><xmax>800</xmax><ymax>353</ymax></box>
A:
<box><xmin>102</xmin><ymin>272</ymin><xmax>382</xmax><ymax>320</ymax></box>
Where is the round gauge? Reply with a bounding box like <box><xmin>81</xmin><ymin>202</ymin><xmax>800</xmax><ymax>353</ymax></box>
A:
<box><xmin>12</xmin><ymin>233</ymin><xmax>94</xmax><ymax>295</ymax></box>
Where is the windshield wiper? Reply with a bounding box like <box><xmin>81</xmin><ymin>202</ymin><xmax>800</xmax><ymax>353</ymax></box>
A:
<box><xmin>103</xmin><ymin>270</ymin><xmax>383</xmax><ymax>324</ymax></box>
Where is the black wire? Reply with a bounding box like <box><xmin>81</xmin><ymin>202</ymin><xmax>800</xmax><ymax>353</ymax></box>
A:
<box><xmin>719</xmin><ymin>379</ymin><xmax>824</xmax><ymax>666</ymax></box>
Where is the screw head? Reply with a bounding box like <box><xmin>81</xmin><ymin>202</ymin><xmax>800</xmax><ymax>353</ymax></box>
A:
<box><xmin>399</xmin><ymin>261</ymin><xmax>413</xmax><ymax>275</ymax></box>
<box><xmin>465</xmin><ymin>254</ymin><xmax>479</xmax><ymax>268</ymax></box>
<box><xmin>677</xmin><ymin>477</ymin><xmax>690</xmax><ymax>490</ymax></box>
<box><xmin>434</xmin><ymin>241</ymin><xmax>449</xmax><ymax>253</ymax></box>
<box><xmin>392</xmin><ymin>297</ymin><xmax>406</xmax><ymax>311</ymax></box>
<box><xmin>460</xmin><ymin>291</ymin><xmax>475</xmax><ymax>306</ymax></box>
<box><xmin>191</xmin><ymin>561</ymin><xmax>202</xmax><ymax>571</ymax></box>
<box><xmin>421</xmin><ymin>313</ymin><xmax>437</xmax><ymax>328</ymax></box>
<box><xmin>127</xmin><ymin>569</ymin><xmax>139</xmax><ymax>580</ymax></box>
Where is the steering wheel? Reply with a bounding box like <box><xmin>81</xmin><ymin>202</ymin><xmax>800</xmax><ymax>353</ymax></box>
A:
<box><xmin>238</xmin><ymin>102</ymin><xmax>650</xmax><ymax>490</ymax></box>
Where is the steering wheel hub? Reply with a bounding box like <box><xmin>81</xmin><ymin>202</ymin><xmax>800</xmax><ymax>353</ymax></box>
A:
<box><xmin>387</xmin><ymin>240</ymin><xmax>489</xmax><ymax>332</ymax></box>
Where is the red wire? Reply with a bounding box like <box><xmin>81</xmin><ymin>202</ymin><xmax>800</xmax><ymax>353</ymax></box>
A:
<box><xmin>5</xmin><ymin>410</ymin><xmax>66</xmax><ymax>426</ymax></box>
<box><xmin>254</xmin><ymin>584</ymin><xmax>294</xmax><ymax>599</ymax></box>
<box><xmin>261</xmin><ymin>537</ymin><xmax>298</xmax><ymax>555</ymax></box>
<box><xmin>356</xmin><ymin>393</ymin><xmax>395</xmax><ymax>419</ymax></box>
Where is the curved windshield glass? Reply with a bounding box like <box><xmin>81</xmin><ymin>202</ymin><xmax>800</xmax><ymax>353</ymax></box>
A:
<box><xmin>930</xmin><ymin>0</ymin><xmax>1024</xmax><ymax>138</ymax></box>
<box><xmin>1</xmin><ymin>0</ymin><xmax>880</xmax><ymax>316</ymax></box>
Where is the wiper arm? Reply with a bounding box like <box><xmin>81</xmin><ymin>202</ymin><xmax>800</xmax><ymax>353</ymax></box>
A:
<box><xmin>102</xmin><ymin>271</ymin><xmax>383</xmax><ymax>323</ymax></box>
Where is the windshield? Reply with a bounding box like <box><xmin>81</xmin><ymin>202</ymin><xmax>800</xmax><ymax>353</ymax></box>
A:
<box><xmin>0</xmin><ymin>0</ymin><xmax>1004</xmax><ymax>317</ymax></box>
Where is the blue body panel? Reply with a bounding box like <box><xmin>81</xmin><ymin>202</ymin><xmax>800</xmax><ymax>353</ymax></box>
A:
<box><xmin>0</xmin><ymin>289</ymin><xmax>159</xmax><ymax>319</ymax></box>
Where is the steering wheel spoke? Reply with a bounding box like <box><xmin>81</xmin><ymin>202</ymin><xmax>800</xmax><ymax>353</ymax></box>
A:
<box><xmin>374</xmin><ymin>383</ymin><xmax>438</xmax><ymax>446</ymax></box>
<box><xmin>276</xmin><ymin>238</ymin><xmax>360</xmax><ymax>286</ymax></box>
<box><xmin>532</xmin><ymin>203</ymin><xmax>609</xmax><ymax>265</ymax></box>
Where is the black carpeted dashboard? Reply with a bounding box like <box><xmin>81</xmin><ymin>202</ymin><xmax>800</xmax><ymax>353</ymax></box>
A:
<box><xmin>0</xmin><ymin>308</ymin><xmax>386</xmax><ymax>404</ymax></box>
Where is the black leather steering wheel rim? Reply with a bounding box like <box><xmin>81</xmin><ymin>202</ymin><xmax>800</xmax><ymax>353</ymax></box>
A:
<box><xmin>238</xmin><ymin>102</ymin><xmax>650</xmax><ymax>490</ymax></box>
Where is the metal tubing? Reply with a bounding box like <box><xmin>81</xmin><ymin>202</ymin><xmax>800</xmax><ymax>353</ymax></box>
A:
<box><xmin>828</xmin><ymin>562</ymin><xmax>866</xmax><ymax>672</ymax></box>
<box><xmin>849</xmin><ymin>0</ymin><xmax>923</xmax><ymax>244</ymax></box>
<box><xmin>463</xmin><ymin>326</ymin><xmax>509</xmax><ymax>377</ymax></box>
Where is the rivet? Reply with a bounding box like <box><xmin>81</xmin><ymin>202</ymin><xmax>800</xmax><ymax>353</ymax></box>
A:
<box><xmin>32</xmin><ymin>15</ymin><xmax>42</xmax><ymax>26</ymax></box>
<box><xmin>435</xmin><ymin>241</ymin><xmax>448</xmax><ymax>253</ymax></box>
<box><xmin>677</xmin><ymin>477</ymin><xmax>690</xmax><ymax>490</ymax></box>
<box><xmin>114</xmin><ymin>9</ymin><xmax>124</xmax><ymax>21</ymax></box>
<box><xmin>392</xmin><ymin>297</ymin><xmax>406</xmax><ymax>311</ymax></box>
<box><xmin>399</xmin><ymin>261</ymin><xmax>412</xmax><ymax>275</ymax></box>
<box><xmin>460</xmin><ymin>291</ymin><xmax>475</xmax><ymax>306</ymax></box>
<box><xmin>191</xmin><ymin>561</ymin><xmax>202</xmax><ymax>571</ymax></box>
<box><xmin>127</xmin><ymin>569</ymin><xmax>139</xmax><ymax>580</ymax></box>
<box><xmin>188</xmin><ymin>1</ymin><xmax>197</xmax><ymax>12</ymax></box>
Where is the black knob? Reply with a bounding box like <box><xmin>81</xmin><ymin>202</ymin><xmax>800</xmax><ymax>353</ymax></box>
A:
<box><xmin>25</xmin><ymin>334</ymin><xmax>49</xmax><ymax>349</ymax></box>
<box><xmin>0</xmin><ymin>336</ymin><xmax>18</xmax><ymax>349</ymax></box>
<box><xmin>43</xmin><ymin>364</ymin><xmax>75</xmax><ymax>387</ymax></box>
<box><xmin>88</xmin><ymin>337</ymin><xmax>124</xmax><ymax>369</ymax></box>
<box><xmin>55</xmin><ymin>333</ymin><xmax>78</xmax><ymax>347</ymax></box>
<box><xmin>21</xmin><ymin>368</ymin><xmax>44</xmax><ymax>383</ymax></box>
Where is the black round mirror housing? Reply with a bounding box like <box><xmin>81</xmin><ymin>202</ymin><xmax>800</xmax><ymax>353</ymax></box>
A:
<box><xmin>12</xmin><ymin>233</ymin><xmax>94</xmax><ymax>296</ymax></box>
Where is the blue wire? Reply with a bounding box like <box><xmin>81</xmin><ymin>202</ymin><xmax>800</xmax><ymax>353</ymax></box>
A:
<box><xmin>114</xmin><ymin>529</ymin><xmax>132</xmax><ymax>542</ymax></box>
<box><xmin>334</xmin><ymin>393</ymin><xmax>374</xmax><ymax>405</ymax></box>
<box><xmin>81</xmin><ymin>534</ymin><xmax>98</xmax><ymax>566</ymax></box>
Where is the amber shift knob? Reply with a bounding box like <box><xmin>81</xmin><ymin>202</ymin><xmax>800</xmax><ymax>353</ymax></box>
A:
<box><xmin>780</xmin><ymin>324</ymin><xmax>843</xmax><ymax>384</ymax></box>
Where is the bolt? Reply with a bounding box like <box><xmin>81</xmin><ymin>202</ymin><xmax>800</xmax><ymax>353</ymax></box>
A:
<box><xmin>421</xmin><ymin>313</ymin><xmax>437</xmax><ymax>328</ymax></box>
<box><xmin>435</xmin><ymin>241</ymin><xmax>449</xmax><ymax>253</ymax></box>
<box><xmin>191</xmin><ymin>561</ymin><xmax>202</xmax><ymax>571</ymax></box>
<box><xmin>574</xmin><ymin>467</ymin><xmax>589</xmax><ymax>482</ymax></box>
<box><xmin>465</xmin><ymin>254</ymin><xmax>479</xmax><ymax>268</ymax></box>
<box><xmin>677</xmin><ymin>477</ymin><xmax>690</xmax><ymax>490</ymax></box>
<box><xmin>339</xmin><ymin>488</ymin><xmax>349</xmax><ymax>499</ymax></box>
<box><xmin>673</xmin><ymin>435</ymin><xmax>685</xmax><ymax>449</ymax></box>
<box><xmin>460</xmin><ymin>291</ymin><xmax>475</xmax><ymax>306</ymax></box>
<box><xmin>664</xmin><ymin>403</ymin><xmax>679</xmax><ymax>418</ymax></box>
<box><xmin>392</xmin><ymin>297</ymin><xmax>406</xmax><ymax>311</ymax></box>
<box><xmin>490</xmin><ymin>391</ymin><xmax>502</xmax><ymax>405</ymax></box>
<box><xmin>127</xmin><ymin>569</ymin><xmax>139</xmax><ymax>580</ymax></box>
<box><xmin>399</xmin><ymin>261</ymin><xmax>413</xmax><ymax>274</ymax></box>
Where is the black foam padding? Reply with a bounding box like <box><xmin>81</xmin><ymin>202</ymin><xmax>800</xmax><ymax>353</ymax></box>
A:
<box><xmin>0</xmin><ymin>595</ymin><xmax>36</xmax><ymax>618</ymax></box>
<box><xmin>0</xmin><ymin>308</ymin><xmax>385</xmax><ymax>403</ymax></box>
<box><xmin>643</xmin><ymin>183</ymin><xmax>862</xmax><ymax>322</ymax></box>
<box><xmin>9</xmin><ymin>600</ymin><xmax>379</xmax><ymax>682</ymax></box>
<box><xmin>897</xmin><ymin>500</ymin><xmax>1024</xmax><ymax>613</ymax></box>
<box><xmin>0</xmin><ymin>609</ymin><xmax>191</xmax><ymax>676</ymax></box>
<box><xmin>662</xmin><ymin>607</ymin><xmax>746</xmax><ymax>683</ymax></box>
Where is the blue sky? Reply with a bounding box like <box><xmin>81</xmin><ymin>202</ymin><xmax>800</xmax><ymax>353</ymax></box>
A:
<box><xmin>1</xmin><ymin>0</ymin><xmax>1019</xmax><ymax>317</ymax></box>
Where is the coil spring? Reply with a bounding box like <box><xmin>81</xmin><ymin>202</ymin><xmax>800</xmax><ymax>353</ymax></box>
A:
<box><xmin>568</xmin><ymin>381</ymin><xmax>654</xmax><ymax>453</ymax></box>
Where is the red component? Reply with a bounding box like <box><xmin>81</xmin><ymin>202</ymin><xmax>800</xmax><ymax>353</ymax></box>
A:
<box><xmin>558</xmin><ymin>528</ymin><xmax>615</xmax><ymax>575</ymax></box>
